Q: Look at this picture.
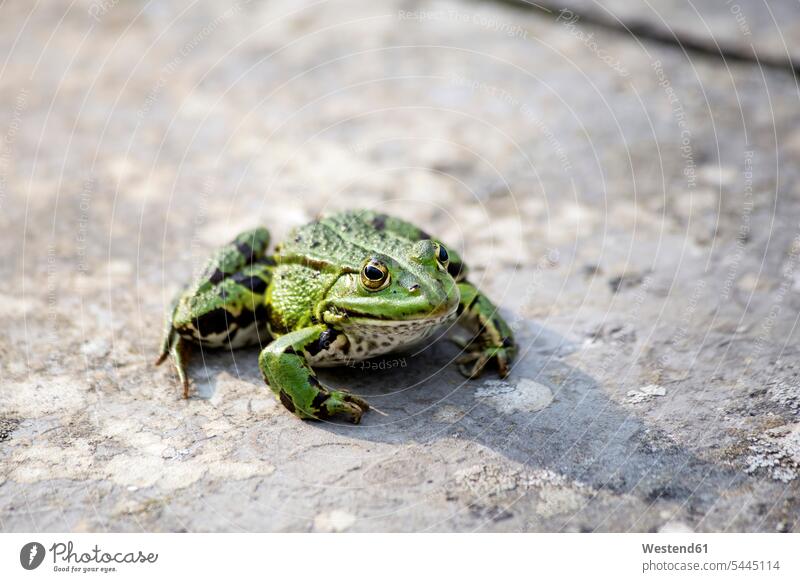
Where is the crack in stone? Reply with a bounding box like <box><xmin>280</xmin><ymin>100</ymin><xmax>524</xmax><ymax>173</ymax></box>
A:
<box><xmin>494</xmin><ymin>0</ymin><xmax>800</xmax><ymax>75</ymax></box>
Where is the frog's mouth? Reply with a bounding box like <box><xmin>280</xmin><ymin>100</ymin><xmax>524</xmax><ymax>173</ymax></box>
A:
<box><xmin>346</xmin><ymin>308</ymin><xmax>458</xmax><ymax>326</ymax></box>
<box><xmin>326</xmin><ymin>291</ymin><xmax>460</xmax><ymax>323</ymax></box>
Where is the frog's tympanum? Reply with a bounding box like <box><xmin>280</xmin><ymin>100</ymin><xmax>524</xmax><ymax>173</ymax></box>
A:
<box><xmin>157</xmin><ymin>210</ymin><xmax>515</xmax><ymax>423</ymax></box>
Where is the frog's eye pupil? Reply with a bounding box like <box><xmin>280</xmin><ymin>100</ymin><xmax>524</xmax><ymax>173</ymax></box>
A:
<box><xmin>364</xmin><ymin>264</ymin><xmax>384</xmax><ymax>281</ymax></box>
<box><xmin>360</xmin><ymin>258</ymin><xmax>391</xmax><ymax>290</ymax></box>
<box><xmin>437</xmin><ymin>244</ymin><xmax>449</xmax><ymax>264</ymax></box>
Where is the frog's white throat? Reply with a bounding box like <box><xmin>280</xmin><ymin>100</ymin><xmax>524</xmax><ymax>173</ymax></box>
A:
<box><xmin>308</xmin><ymin>311</ymin><xmax>457</xmax><ymax>366</ymax></box>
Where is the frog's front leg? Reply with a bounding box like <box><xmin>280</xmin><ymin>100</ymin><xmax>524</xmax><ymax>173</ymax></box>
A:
<box><xmin>258</xmin><ymin>325</ymin><xmax>370</xmax><ymax>423</ymax></box>
<box><xmin>455</xmin><ymin>282</ymin><xmax>516</xmax><ymax>378</ymax></box>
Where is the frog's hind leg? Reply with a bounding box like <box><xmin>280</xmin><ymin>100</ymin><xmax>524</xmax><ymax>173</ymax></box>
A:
<box><xmin>156</xmin><ymin>226</ymin><xmax>273</xmax><ymax>398</ymax></box>
<box><xmin>155</xmin><ymin>297</ymin><xmax>194</xmax><ymax>398</ymax></box>
<box><xmin>258</xmin><ymin>325</ymin><xmax>369</xmax><ymax>423</ymax></box>
<box><xmin>157</xmin><ymin>267</ymin><xmax>273</xmax><ymax>398</ymax></box>
<box><xmin>155</xmin><ymin>331</ymin><xmax>192</xmax><ymax>398</ymax></box>
<box><xmin>195</xmin><ymin>227</ymin><xmax>271</xmax><ymax>290</ymax></box>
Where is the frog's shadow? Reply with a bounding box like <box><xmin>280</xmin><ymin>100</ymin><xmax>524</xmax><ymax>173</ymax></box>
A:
<box><xmin>192</xmin><ymin>320</ymin><xmax>742</xmax><ymax>507</ymax></box>
<box><xmin>310</xmin><ymin>320</ymin><xmax>744</xmax><ymax>506</ymax></box>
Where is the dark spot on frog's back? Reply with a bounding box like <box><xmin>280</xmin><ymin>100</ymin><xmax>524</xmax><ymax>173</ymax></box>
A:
<box><xmin>193</xmin><ymin>307</ymin><xmax>231</xmax><ymax>337</ymax></box>
<box><xmin>256</xmin><ymin>256</ymin><xmax>276</xmax><ymax>267</ymax></box>
<box><xmin>208</xmin><ymin>268</ymin><xmax>225</xmax><ymax>284</ymax></box>
<box><xmin>236</xmin><ymin>304</ymin><xmax>268</xmax><ymax>327</ymax></box>
<box><xmin>371</xmin><ymin>214</ymin><xmax>387</xmax><ymax>230</ymax></box>
<box><xmin>232</xmin><ymin>273</ymin><xmax>268</xmax><ymax>294</ymax></box>
<box><xmin>236</xmin><ymin>242</ymin><xmax>254</xmax><ymax>259</ymax></box>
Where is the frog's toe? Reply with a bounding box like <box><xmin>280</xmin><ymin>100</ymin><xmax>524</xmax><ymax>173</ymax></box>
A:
<box><xmin>319</xmin><ymin>390</ymin><xmax>370</xmax><ymax>424</ymax></box>
<box><xmin>177</xmin><ymin>366</ymin><xmax>191</xmax><ymax>399</ymax></box>
<box><xmin>340</xmin><ymin>389</ymin><xmax>370</xmax><ymax>410</ymax></box>
<box><xmin>155</xmin><ymin>330</ymin><xmax>193</xmax><ymax>399</ymax></box>
<box><xmin>457</xmin><ymin>346</ymin><xmax>512</xmax><ymax>379</ymax></box>
<box><xmin>496</xmin><ymin>349</ymin><xmax>511</xmax><ymax>378</ymax></box>
<box><xmin>457</xmin><ymin>351</ymin><xmax>491</xmax><ymax>379</ymax></box>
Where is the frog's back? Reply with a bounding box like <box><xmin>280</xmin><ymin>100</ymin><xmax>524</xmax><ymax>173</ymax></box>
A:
<box><xmin>275</xmin><ymin>210</ymin><xmax>429</xmax><ymax>268</ymax></box>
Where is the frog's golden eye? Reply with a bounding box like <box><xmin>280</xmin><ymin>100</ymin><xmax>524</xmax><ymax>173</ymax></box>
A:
<box><xmin>361</xmin><ymin>259</ymin><xmax>390</xmax><ymax>290</ymax></box>
<box><xmin>434</xmin><ymin>243</ymin><xmax>449</xmax><ymax>268</ymax></box>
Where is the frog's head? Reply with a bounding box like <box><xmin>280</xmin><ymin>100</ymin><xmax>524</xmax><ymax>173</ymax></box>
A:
<box><xmin>323</xmin><ymin>240</ymin><xmax>460</xmax><ymax>324</ymax></box>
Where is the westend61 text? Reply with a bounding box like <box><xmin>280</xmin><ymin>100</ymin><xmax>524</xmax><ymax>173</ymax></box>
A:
<box><xmin>642</xmin><ymin>543</ymin><xmax>708</xmax><ymax>554</ymax></box>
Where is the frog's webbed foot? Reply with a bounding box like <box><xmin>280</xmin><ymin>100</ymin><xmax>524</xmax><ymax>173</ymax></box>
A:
<box><xmin>315</xmin><ymin>386</ymin><xmax>370</xmax><ymax>424</ymax></box>
<box><xmin>456</xmin><ymin>343</ymin><xmax>512</xmax><ymax>379</ymax></box>
<box><xmin>258</xmin><ymin>325</ymin><xmax>371</xmax><ymax>423</ymax></box>
<box><xmin>454</xmin><ymin>281</ymin><xmax>516</xmax><ymax>379</ymax></box>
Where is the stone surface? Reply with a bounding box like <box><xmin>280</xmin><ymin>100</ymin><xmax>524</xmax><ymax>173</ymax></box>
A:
<box><xmin>1</xmin><ymin>0</ymin><xmax>799</xmax><ymax>532</ymax></box>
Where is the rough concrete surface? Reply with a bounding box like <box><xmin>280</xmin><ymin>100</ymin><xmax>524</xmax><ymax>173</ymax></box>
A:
<box><xmin>1</xmin><ymin>0</ymin><xmax>799</xmax><ymax>532</ymax></box>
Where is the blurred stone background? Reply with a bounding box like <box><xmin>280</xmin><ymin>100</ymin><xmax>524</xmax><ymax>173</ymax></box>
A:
<box><xmin>1</xmin><ymin>0</ymin><xmax>799</xmax><ymax>532</ymax></box>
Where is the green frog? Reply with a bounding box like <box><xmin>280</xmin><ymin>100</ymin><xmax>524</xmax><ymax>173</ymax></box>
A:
<box><xmin>156</xmin><ymin>210</ymin><xmax>515</xmax><ymax>423</ymax></box>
